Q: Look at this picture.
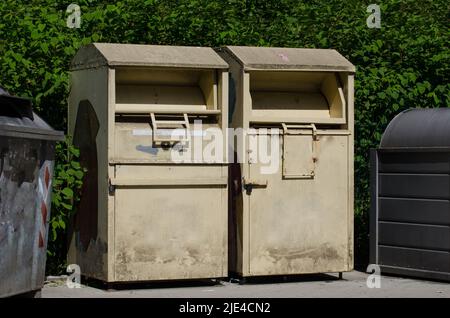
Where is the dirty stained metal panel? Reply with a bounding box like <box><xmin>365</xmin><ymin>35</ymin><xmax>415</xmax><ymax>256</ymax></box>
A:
<box><xmin>71</xmin><ymin>43</ymin><xmax>229</xmax><ymax>71</ymax></box>
<box><xmin>114</xmin><ymin>182</ymin><xmax>227</xmax><ymax>281</ymax></box>
<box><xmin>223</xmin><ymin>46</ymin><xmax>355</xmax><ymax>72</ymax></box>
<box><xmin>68</xmin><ymin>45</ymin><xmax>229</xmax><ymax>282</ymax></box>
<box><xmin>248</xmin><ymin>133</ymin><xmax>350</xmax><ymax>275</ymax></box>
<box><xmin>0</xmin><ymin>138</ymin><xmax>55</xmax><ymax>297</ymax></box>
<box><xmin>219</xmin><ymin>46</ymin><xmax>354</xmax><ymax>278</ymax></box>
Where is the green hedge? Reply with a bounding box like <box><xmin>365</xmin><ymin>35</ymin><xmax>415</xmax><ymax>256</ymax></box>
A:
<box><xmin>1</xmin><ymin>0</ymin><xmax>448</xmax><ymax>273</ymax></box>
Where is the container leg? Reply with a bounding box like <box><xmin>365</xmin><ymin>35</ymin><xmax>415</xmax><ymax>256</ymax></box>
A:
<box><xmin>15</xmin><ymin>289</ymin><xmax>42</xmax><ymax>298</ymax></box>
<box><xmin>338</xmin><ymin>272</ymin><xmax>343</xmax><ymax>280</ymax></box>
<box><xmin>106</xmin><ymin>283</ymin><xmax>117</xmax><ymax>292</ymax></box>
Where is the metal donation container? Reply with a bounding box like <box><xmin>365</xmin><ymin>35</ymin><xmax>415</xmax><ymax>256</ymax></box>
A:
<box><xmin>0</xmin><ymin>88</ymin><xmax>63</xmax><ymax>297</ymax></box>
<box><xmin>218</xmin><ymin>46</ymin><xmax>355</xmax><ymax>278</ymax></box>
<box><xmin>371</xmin><ymin>108</ymin><xmax>450</xmax><ymax>281</ymax></box>
<box><xmin>68</xmin><ymin>43</ymin><xmax>229</xmax><ymax>282</ymax></box>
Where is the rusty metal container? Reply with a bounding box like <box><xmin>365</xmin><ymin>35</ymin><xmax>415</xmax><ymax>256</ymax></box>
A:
<box><xmin>0</xmin><ymin>87</ymin><xmax>63</xmax><ymax>297</ymax></box>
<box><xmin>68</xmin><ymin>43</ymin><xmax>229</xmax><ymax>282</ymax></box>
<box><xmin>217</xmin><ymin>46</ymin><xmax>355</xmax><ymax>278</ymax></box>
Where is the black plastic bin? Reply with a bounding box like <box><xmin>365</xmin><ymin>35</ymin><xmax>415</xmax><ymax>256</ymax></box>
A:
<box><xmin>370</xmin><ymin>108</ymin><xmax>450</xmax><ymax>281</ymax></box>
<box><xmin>0</xmin><ymin>87</ymin><xmax>64</xmax><ymax>297</ymax></box>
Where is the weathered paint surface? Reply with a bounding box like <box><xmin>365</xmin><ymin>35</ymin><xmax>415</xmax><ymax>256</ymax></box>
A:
<box><xmin>0</xmin><ymin>138</ymin><xmax>54</xmax><ymax>297</ymax></box>
<box><xmin>113</xmin><ymin>187</ymin><xmax>227</xmax><ymax>280</ymax></box>
<box><xmin>71</xmin><ymin>43</ymin><xmax>228</xmax><ymax>71</ymax></box>
<box><xmin>223</xmin><ymin>46</ymin><xmax>355</xmax><ymax>72</ymax></box>
<box><xmin>67</xmin><ymin>236</ymin><xmax>108</xmax><ymax>281</ymax></box>
<box><xmin>248</xmin><ymin>134</ymin><xmax>350</xmax><ymax>275</ymax></box>
<box><xmin>220</xmin><ymin>46</ymin><xmax>355</xmax><ymax>277</ymax></box>
<box><xmin>67</xmin><ymin>67</ymin><xmax>110</xmax><ymax>281</ymax></box>
<box><xmin>68</xmin><ymin>45</ymin><xmax>229</xmax><ymax>282</ymax></box>
<box><xmin>113</xmin><ymin>166</ymin><xmax>228</xmax><ymax>281</ymax></box>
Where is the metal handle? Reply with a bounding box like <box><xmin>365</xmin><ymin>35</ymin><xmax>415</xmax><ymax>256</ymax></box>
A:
<box><xmin>243</xmin><ymin>177</ymin><xmax>268</xmax><ymax>195</ymax></box>
<box><xmin>243</xmin><ymin>178</ymin><xmax>268</xmax><ymax>187</ymax></box>
<box><xmin>150</xmin><ymin>113</ymin><xmax>190</xmax><ymax>144</ymax></box>
<box><xmin>281</xmin><ymin>123</ymin><xmax>317</xmax><ymax>139</ymax></box>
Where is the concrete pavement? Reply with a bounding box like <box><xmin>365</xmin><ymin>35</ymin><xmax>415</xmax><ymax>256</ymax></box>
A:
<box><xmin>42</xmin><ymin>270</ymin><xmax>450</xmax><ymax>298</ymax></box>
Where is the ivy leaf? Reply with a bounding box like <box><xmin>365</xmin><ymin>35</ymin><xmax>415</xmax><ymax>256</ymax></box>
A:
<box><xmin>61</xmin><ymin>187</ymin><xmax>74</xmax><ymax>199</ymax></box>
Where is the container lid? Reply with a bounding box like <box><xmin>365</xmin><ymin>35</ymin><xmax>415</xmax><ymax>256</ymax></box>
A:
<box><xmin>0</xmin><ymin>87</ymin><xmax>64</xmax><ymax>141</ymax></box>
<box><xmin>220</xmin><ymin>46</ymin><xmax>355</xmax><ymax>72</ymax></box>
<box><xmin>380</xmin><ymin>108</ymin><xmax>450</xmax><ymax>149</ymax></box>
<box><xmin>71</xmin><ymin>43</ymin><xmax>229</xmax><ymax>71</ymax></box>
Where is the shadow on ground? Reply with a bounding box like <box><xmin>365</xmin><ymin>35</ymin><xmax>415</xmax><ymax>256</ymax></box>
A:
<box><xmin>82</xmin><ymin>272</ymin><xmax>344</xmax><ymax>291</ymax></box>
